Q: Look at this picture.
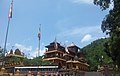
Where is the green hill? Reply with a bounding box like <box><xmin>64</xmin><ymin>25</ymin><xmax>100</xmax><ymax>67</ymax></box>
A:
<box><xmin>82</xmin><ymin>38</ymin><xmax>113</xmax><ymax>71</ymax></box>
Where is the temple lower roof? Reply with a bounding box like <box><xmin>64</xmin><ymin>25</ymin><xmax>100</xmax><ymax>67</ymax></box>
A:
<box><xmin>45</xmin><ymin>50</ymin><xmax>64</xmax><ymax>54</ymax></box>
<box><xmin>6</xmin><ymin>54</ymin><xmax>24</xmax><ymax>58</ymax></box>
<box><xmin>66</xmin><ymin>60</ymin><xmax>89</xmax><ymax>66</ymax></box>
<box><xmin>43</xmin><ymin>57</ymin><xmax>66</xmax><ymax>61</ymax></box>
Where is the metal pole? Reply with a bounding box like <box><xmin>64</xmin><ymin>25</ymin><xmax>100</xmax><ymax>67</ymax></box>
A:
<box><xmin>3</xmin><ymin>0</ymin><xmax>13</xmax><ymax>67</ymax></box>
<box><xmin>38</xmin><ymin>37</ymin><xmax>40</xmax><ymax>57</ymax></box>
<box><xmin>38</xmin><ymin>24</ymin><xmax>41</xmax><ymax>57</ymax></box>
<box><xmin>3</xmin><ymin>18</ymin><xmax>10</xmax><ymax>67</ymax></box>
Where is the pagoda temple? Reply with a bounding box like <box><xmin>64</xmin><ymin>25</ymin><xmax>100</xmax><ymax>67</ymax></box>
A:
<box><xmin>43</xmin><ymin>40</ymin><xmax>89</xmax><ymax>75</ymax></box>
<box><xmin>43</xmin><ymin>39</ymin><xmax>66</xmax><ymax>68</ymax></box>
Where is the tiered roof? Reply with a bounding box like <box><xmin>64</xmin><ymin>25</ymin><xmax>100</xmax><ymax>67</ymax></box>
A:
<box><xmin>45</xmin><ymin>40</ymin><xmax>65</xmax><ymax>52</ymax></box>
<box><xmin>6</xmin><ymin>49</ymin><xmax>24</xmax><ymax>58</ymax></box>
<box><xmin>44</xmin><ymin>40</ymin><xmax>89</xmax><ymax>72</ymax></box>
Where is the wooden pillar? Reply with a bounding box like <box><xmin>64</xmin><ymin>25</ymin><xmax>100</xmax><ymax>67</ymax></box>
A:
<box><xmin>14</xmin><ymin>70</ymin><xmax>20</xmax><ymax>76</ymax></box>
<box><xmin>0</xmin><ymin>68</ymin><xmax>8</xmax><ymax>76</ymax></box>
<box><xmin>66</xmin><ymin>74</ymin><xmax>69</xmax><ymax>76</ymax></box>
<box><xmin>59</xmin><ymin>74</ymin><xmax>62</xmax><ymax>76</ymax></box>
<box><xmin>56</xmin><ymin>73</ymin><xmax>59</xmax><ymax>76</ymax></box>
<box><xmin>62</xmin><ymin>74</ymin><xmax>65</xmax><ymax>76</ymax></box>
<box><xmin>14</xmin><ymin>69</ymin><xmax>23</xmax><ymax>76</ymax></box>
<box><xmin>28</xmin><ymin>71</ymin><xmax>33</xmax><ymax>76</ymax></box>
<box><xmin>45</xmin><ymin>72</ymin><xmax>48</xmax><ymax>76</ymax></box>
<box><xmin>37</xmin><ymin>72</ymin><xmax>41</xmax><ymax>76</ymax></box>
<box><xmin>51</xmin><ymin>73</ymin><xmax>54</xmax><ymax>76</ymax></box>
<box><xmin>55</xmin><ymin>72</ymin><xmax>58</xmax><ymax>76</ymax></box>
<box><xmin>0</xmin><ymin>68</ymin><xmax>6</xmax><ymax>74</ymax></box>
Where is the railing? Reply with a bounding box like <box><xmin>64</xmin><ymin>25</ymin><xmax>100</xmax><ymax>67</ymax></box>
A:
<box><xmin>46</xmin><ymin>55</ymin><xmax>65</xmax><ymax>59</ymax></box>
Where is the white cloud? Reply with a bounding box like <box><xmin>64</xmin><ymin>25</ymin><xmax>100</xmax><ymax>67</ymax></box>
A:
<box><xmin>57</xmin><ymin>26</ymin><xmax>102</xmax><ymax>37</ymax></box>
<box><xmin>14</xmin><ymin>43</ymin><xmax>32</xmax><ymax>52</ymax></box>
<box><xmin>14</xmin><ymin>42</ymin><xmax>46</xmax><ymax>59</ymax></box>
<box><xmin>27</xmin><ymin>50</ymin><xmax>37</xmax><ymax>59</ymax></box>
<box><xmin>28</xmin><ymin>48</ymin><xmax>46</xmax><ymax>59</ymax></box>
<box><xmin>109</xmin><ymin>1</ymin><xmax>114</xmax><ymax>10</ymax></box>
<box><xmin>40</xmin><ymin>49</ymin><xmax>46</xmax><ymax>56</ymax></box>
<box><xmin>6</xmin><ymin>43</ymin><xmax>11</xmax><ymax>47</ymax></box>
<box><xmin>81</xmin><ymin>34</ymin><xmax>92</xmax><ymax>42</ymax></box>
<box><xmin>57</xmin><ymin>25</ymin><xmax>105</xmax><ymax>48</ymax></box>
<box><xmin>65</xmin><ymin>40</ymin><xmax>69</xmax><ymax>43</ymax></box>
<box><xmin>72</xmin><ymin>0</ymin><xmax>93</xmax><ymax>4</ymax></box>
<box><xmin>2</xmin><ymin>43</ymin><xmax>11</xmax><ymax>49</ymax></box>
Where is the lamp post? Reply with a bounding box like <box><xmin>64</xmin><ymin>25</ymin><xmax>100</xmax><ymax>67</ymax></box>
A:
<box><xmin>101</xmin><ymin>55</ymin><xmax>104</xmax><ymax>66</ymax></box>
<box><xmin>99</xmin><ymin>55</ymin><xmax>104</xmax><ymax>66</ymax></box>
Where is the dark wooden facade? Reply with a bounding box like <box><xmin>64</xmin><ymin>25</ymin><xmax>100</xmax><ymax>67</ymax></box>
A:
<box><xmin>43</xmin><ymin>40</ymin><xmax>89</xmax><ymax>74</ymax></box>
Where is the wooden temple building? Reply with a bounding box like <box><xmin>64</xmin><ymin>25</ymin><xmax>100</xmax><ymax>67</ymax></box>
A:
<box><xmin>43</xmin><ymin>40</ymin><xmax>89</xmax><ymax>75</ymax></box>
<box><xmin>0</xmin><ymin>39</ymin><xmax>89</xmax><ymax>75</ymax></box>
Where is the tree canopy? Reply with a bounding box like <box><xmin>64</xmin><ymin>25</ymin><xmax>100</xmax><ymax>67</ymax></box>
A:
<box><xmin>23</xmin><ymin>56</ymin><xmax>55</xmax><ymax>66</ymax></box>
<box><xmin>94</xmin><ymin>0</ymin><xmax>111</xmax><ymax>10</ymax></box>
<box><xmin>94</xmin><ymin>0</ymin><xmax>120</xmax><ymax>66</ymax></box>
<box><xmin>82</xmin><ymin>38</ymin><xmax>113</xmax><ymax>71</ymax></box>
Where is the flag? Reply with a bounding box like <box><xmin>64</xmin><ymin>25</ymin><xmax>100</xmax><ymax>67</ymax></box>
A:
<box><xmin>38</xmin><ymin>27</ymin><xmax>40</xmax><ymax>40</ymax></box>
<box><xmin>38</xmin><ymin>32</ymin><xmax>40</xmax><ymax>40</ymax></box>
<box><xmin>8</xmin><ymin>2</ymin><xmax>13</xmax><ymax>18</ymax></box>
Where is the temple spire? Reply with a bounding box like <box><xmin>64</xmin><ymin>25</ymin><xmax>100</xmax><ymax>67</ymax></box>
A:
<box><xmin>54</xmin><ymin>37</ymin><xmax>57</xmax><ymax>43</ymax></box>
<box><xmin>54</xmin><ymin>37</ymin><xmax>58</xmax><ymax>50</ymax></box>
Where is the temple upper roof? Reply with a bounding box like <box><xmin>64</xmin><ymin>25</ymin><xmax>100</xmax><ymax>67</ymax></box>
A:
<box><xmin>67</xmin><ymin>43</ymin><xmax>80</xmax><ymax>49</ymax></box>
<box><xmin>46</xmin><ymin>41</ymin><xmax>60</xmax><ymax>48</ymax></box>
<box><xmin>45</xmin><ymin>41</ymin><xmax>65</xmax><ymax>49</ymax></box>
<box><xmin>67</xmin><ymin>43</ymin><xmax>80</xmax><ymax>54</ymax></box>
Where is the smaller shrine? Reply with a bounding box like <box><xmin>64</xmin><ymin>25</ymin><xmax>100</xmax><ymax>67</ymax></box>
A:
<box><xmin>4</xmin><ymin>49</ymin><xmax>24</xmax><ymax>73</ymax></box>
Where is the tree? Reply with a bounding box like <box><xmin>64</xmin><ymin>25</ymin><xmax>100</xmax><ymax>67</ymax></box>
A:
<box><xmin>94</xmin><ymin>0</ymin><xmax>111</xmax><ymax>10</ymax></box>
<box><xmin>0</xmin><ymin>47</ymin><xmax>4</xmax><ymax>67</ymax></box>
<box><xmin>23</xmin><ymin>56</ymin><xmax>55</xmax><ymax>66</ymax></box>
<box><xmin>82</xmin><ymin>38</ymin><xmax>113</xmax><ymax>71</ymax></box>
<box><xmin>94</xmin><ymin>0</ymin><xmax>120</xmax><ymax>66</ymax></box>
<box><xmin>0</xmin><ymin>47</ymin><xmax>4</xmax><ymax>57</ymax></box>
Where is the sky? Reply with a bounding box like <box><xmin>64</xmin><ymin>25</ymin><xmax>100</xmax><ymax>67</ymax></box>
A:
<box><xmin>0</xmin><ymin>0</ymin><xmax>111</xmax><ymax>58</ymax></box>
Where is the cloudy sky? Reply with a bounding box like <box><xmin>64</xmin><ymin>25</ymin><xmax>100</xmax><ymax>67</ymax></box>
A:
<box><xmin>0</xmin><ymin>0</ymin><xmax>110</xmax><ymax>58</ymax></box>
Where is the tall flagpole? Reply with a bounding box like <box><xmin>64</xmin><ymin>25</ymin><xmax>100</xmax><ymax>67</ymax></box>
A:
<box><xmin>38</xmin><ymin>24</ymin><xmax>41</xmax><ymax>57</ymax></box>
<box><xmin>4</xmin><ymin>18</ymin><xmax>10</xmax><ymax>57</ymax></box>
<box><xmin>3</xmin><ymin>0</ymin><xmax>13</xmax><ymax>67</ymax></box>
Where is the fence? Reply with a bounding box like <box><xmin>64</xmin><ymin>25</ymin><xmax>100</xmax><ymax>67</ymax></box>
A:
<box><xmin>0</xmin><ymin>68</ymin><xmax>60</xmax><ymax>76</ymax></box>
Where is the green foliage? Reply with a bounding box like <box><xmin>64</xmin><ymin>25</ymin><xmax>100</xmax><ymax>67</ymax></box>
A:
<box><xmin>23</xmin><ymin>56</ymin><xmax>55</xmax><ymax>66</ymax></box>
<box><xmin>94</xmin><ymin>0</ymin><xmax>111</xmax><ymax>10</ymax></box>
<box><xmin>82</xmin><ymin>38</ymin><xmax>113</xmax><ymax>71</ymax></box>
<box><xmin>5</xmin><ymin>56</ymin><xmax>22</xmax><ymax>65</ymax></box>
<box><xmin>0</xmin><ymin>47</ymin><xmax>4</xmax><ymax>58</ymax></box>
<box><xmin>0</xmin><ymin>47</ymin><xmax>54</xmax><ymax>66</ymax></box>
<box><xmin>10</xmin><ymin>57</ymin><xmax>21</xmax><ymax>63</ymax></box>
<box><xmin>106</xmin><ymin>33</ymin><xmax>120</xmax><ymax>66</ymax></box>
<box><xmin>94</xmin><ymin>0</ymin><xmax>120</xmax><ymax>67</ymax></box>
<box><xmin>0</xmin><ymin>47</ymin><xmax>4</xmax><ymax>67</ymax></box>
